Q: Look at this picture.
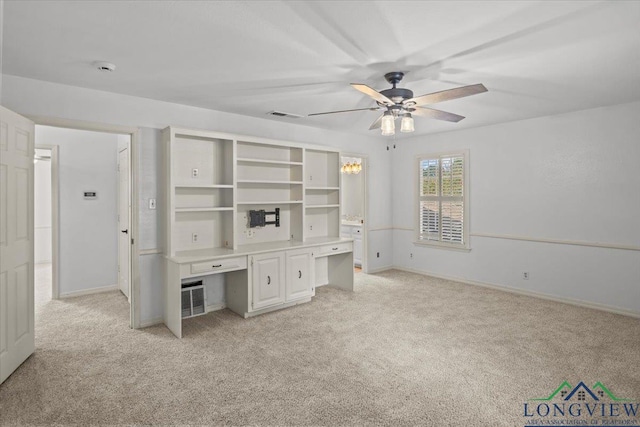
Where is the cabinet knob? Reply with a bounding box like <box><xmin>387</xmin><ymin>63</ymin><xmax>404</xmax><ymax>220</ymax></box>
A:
<box><xmin>298</xmin><ymin>270</ymin><xmax>302</xmax><ymax>279</ymax></box>
<box><xmin>267</xmin><ymin>275</ymin><xmax>271</xmax><ymax>285</ymax></box>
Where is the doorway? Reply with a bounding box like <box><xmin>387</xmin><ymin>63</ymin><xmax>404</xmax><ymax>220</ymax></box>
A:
<box><xmin>340</xmin><ymin>154</ymin><xmax>367</xmax><ymax>273</ymax></box>
<box><xmin>34</xmin><ymin>147</ymin><xmax>55</xmax><ymax>304</ymax></box>
<box><xmin>34</xmin><ymin>126</ymin><xmax>132</xmax><ymax>309</ymax></box>
<box><xmin>118</xmin><ymin>144</ymin><xmax>131</xmax><ymax>301</ymax></box>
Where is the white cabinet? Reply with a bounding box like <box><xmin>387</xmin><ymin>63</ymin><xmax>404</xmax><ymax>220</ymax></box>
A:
<box><xmin>252</xmin><ymin>249</ymin><xmax>312</xmax><ymax>311</ymax></box>
<box><xmin>252</xmin><ymin>252</ymin><xmax>285</xmax><ymax>310</ymax></box>
<box><xmin>286</xmin><ymin>249</ymin><xmax>313</xmax><ymax>301</ymax></box>
<box><xmin>340</xmin><ymin>225</ymin><xmax>362</xmax><ymax>267</ymax></box>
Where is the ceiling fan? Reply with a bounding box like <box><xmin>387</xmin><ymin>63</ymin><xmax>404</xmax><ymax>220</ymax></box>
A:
<box><xmin>309</xmin><ymin>72</ymin><xmax>487</xmax><ymax>135</ymax></box>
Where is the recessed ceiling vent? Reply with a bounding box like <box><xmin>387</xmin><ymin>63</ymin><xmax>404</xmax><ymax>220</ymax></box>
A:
<box><xmin>267</xmin><ymin>111</ymin><xmax>303</xmax><ymax>119</ymax></box>
<box><xmin>93</xmin><ymin>61</ymin><xmax>116</xmax><ymax>72</ymax></box>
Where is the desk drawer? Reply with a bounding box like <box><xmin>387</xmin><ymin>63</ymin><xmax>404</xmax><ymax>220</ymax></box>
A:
<box><xmin>190</xmin><ymin>256</ymin><xmax>247</xmax><ymax>275</ymax></box>
<box><xmin>317</xmin><ymin>242</ymin><xmax>352</xmax><ymax>256</ymax></box>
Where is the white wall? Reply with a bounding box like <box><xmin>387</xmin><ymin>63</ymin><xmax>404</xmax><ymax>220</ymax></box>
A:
<box><xmin>5</xmin><ymin>74</ymin><xmax>638</xmax><ymax>320</ymax></box>
<box><xmin>2</xmin><ymin>75</ymin><xmax>393</xmax><ymax>324</ymax></box>
<box><xmin>391</xmin><ymin>101</ymin><xmax>640</xmax><ymax>314</ymax></box>
<box><xmin>34</xmin><ymin>149</ymin><xmax>52</xmax><ymax>263</ymax></box>
<box><xmin>35</xmin><ymin>125</ymin><xmax>121</xmax><ymax>296</ymax></box>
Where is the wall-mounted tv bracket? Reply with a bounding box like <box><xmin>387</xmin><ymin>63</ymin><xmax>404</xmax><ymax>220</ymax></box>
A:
<box><xmin>248</xmin><ymin>208</ymin><xmax>280</xmax><ymax>228</ymax></box>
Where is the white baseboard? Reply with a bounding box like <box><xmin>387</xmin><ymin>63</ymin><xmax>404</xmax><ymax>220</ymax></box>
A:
<box><xmin>206</xmin><ymin>302</ymin><xmax>226</xmax><ymax>313</ymax></box>
<box><xmin>59</xmin><ymin>284</ymin><xmax>119</xmax><ymax>298</ymax></box>
<box><xmin>139</xmin><ymin>317</ymin><xmax>164</xmax><ymax>328</ymax></box>
<box><xmin>365</xmin><ymin>265</ymin><xmax>393</xmax><ymax>274</ymax></box>
<box><xmin>392</xmin><ymin>266</ymin><xmax>640</xmax><ymax>319</ymax></box>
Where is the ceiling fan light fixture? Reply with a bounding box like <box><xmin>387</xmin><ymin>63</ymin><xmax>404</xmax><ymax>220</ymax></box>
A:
<box><xmin>401</xmin><ymin>113</ymin><xmax>415</xmax><ymax>133</ymax></box>
<box><xmin>381</xmin><ymin>111</ymin><xmax>395</xmax><ymax>136</ymax></box>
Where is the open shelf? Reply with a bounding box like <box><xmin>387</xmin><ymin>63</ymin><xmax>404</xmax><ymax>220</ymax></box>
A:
<box><xmin>305</xmin><ymin>187</ymin><xmax>339</xmax><ymax>206</ymax></box>
<box><xmin>237</xmin><ymin>200</ymin><xmax>303</xmax><ymax>205</ymax></box>
<box><xmin>175</xmin><ymin>184</ymin><xmax>233</xmax><ymax>189</ymax></box>
<box><xmin>306</xmin><ymin>204</ymin><xmax>340</xmax><ymax>209</ymax></box>
<box><xmin>305</xmin><ymin>150</ymin><xmax>339</xmax><ymax>188</ymax></box>
<box><xmin>175</xmin><ymin>186</ymin><xmax>233</xmax><ymax>211</ymax></box>
<box><xmin>237</xmin><ymin>141</ymin><xmax>303</xmax><ymax>163</ymax></box>
<box><xmin>306</xmin><ymin>186</ymin><xmax>340</xmax><ymax>191</ymax></box>
<box><xmin>305</xmin><ymin>205</ymin><xmax>340</xmax><ymax>240</ymax></box>
<box><xmin>237</xmin><ymin>158</ymin><xmax>303</xmax><ymax>166</ymax></box>
<box><xmin>175</xmin><ymin>207</ymin><xmax>234</xmax><ymax>213</ymax></box>
<box><xmin>172</xmin><ymin>134</ymin><xmax>234</xmax><ymax>187</ymax></box>
<box><xmin>172</xmin><ymin>209</ymin><xmax>234</xmax><ymax>252</ymax></box>
<box><xmin>237</xmin><ymin>180</ymin><xmax>303</xmax><ymax>185</ymax></box>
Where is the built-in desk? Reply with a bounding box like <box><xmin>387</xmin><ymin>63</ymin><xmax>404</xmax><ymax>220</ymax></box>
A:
<box><xmin>164</xmin><ymin>237</ymin><xmax>354</xmax><ymax>338</ymax></box>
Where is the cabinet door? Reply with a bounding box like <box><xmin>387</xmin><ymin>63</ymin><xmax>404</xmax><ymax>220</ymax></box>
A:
<box><xmin>252</xmin><ymin>252</ymin><xmax>285</xmax><ymax>310</ymax></box>
<box><xmin>286</xmin><ymin>249</ymin><xmax>313</xmax><ymax>301</ymax></box>
<box><xmin>353</xmin><ymin>235</ymin><xmax>363</xmax><ymax>267</ymax></box>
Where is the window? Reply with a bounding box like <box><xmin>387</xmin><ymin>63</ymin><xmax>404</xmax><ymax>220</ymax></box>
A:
<box><xmin>416</xmin><ymin>152</ymin><xmax>469</xmax><ymax>249</ymax></box>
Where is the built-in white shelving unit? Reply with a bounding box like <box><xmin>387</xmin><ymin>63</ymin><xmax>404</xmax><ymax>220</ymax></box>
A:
<box><xmin>164</xmin><ymin>129</ymin><xmax>236</xmax><ymax>256</ymax></box>
<box><xmin>163</xmin><ymin>127</ymin><xmax>353</xmax><ymax>338</ymax></box>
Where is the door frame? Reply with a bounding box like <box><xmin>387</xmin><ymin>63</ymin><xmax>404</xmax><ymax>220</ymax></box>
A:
<box><xmin>117</xmin><ymin>145</ymin><xmax>131</xmax><ymax>301</ymax></box>
<box><xmin>340</xmin><ymin>152</ymin><xmax>368</xmax><ymax>273</ymax></box>
<box><xmin>33</xmin><ymin>145</ymin><xmax>60</xmax><ymax>299</ymax></box>
<box><xmin>29</xmin><ymin>116</ymin><xmax>141</xmax><ymax>329</ymax></box>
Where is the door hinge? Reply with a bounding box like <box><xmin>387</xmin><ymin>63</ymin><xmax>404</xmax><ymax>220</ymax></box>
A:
<box><xmin>251</xmin><ymin>258</ymin><xmax>253</xmax><ymax>266</ymax></box>
<box><xmin>131</xmin><ymin>238</ymin><xmax>134</xmax><ymax>245</ymax></box>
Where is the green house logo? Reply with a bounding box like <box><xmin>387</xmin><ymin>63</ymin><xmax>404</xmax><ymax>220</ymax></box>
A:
<box><xmin>530</xmin><ymin>381</ymin><xmax>632</xmax><ymax>402</ymax></box>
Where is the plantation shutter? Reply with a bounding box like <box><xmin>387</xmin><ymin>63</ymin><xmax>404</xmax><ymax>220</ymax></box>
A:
<box><xmin>418</xmin><ymin>154</ymin><xmax>465</xmax><ymax>245</ymax></box>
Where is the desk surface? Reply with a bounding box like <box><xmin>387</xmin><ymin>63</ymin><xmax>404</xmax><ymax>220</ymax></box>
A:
<box><xmin>168</xmin><ymin>237</ymin><xmax>353</xmax><ymax>264</ymax></box>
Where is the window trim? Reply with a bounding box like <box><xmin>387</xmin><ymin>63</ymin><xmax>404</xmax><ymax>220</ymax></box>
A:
<box><xmin>414</xmin><ymin>150</ymin><xmax>470</xmax><ymax>250</ymax></box>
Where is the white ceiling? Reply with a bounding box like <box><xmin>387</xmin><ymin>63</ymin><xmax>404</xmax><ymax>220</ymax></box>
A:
<box><xmin>3</xmin><ymin>1</ymin><xmax>640</xmax><ymax>138</ymax></box>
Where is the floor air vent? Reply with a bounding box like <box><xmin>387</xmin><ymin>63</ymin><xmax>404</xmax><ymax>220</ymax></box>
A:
<box><xmin>181</xmin><ymin>280</ymin><xmax>206</xmax><ymax>319</ymax></box>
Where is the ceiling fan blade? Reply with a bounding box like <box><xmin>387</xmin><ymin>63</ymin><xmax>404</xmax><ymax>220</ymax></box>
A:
<box><xmin>308</xmin><ymin>107</ymin><xmax>380</xmax><ymax>117</ymax></box>
<box><xmin>404</xmin><ymin>83</ymin><xmax>487</xmax><ymax>106</ymax></box>
<box><xmin>369</xmin><ymin>114</ymin><xmax>383</xmax><ymax>130</ymax></box>
<box><xmin>350</xmin><ymin>83</ymin><xmax>395</xmax><ymax>105</ymax></box>
<box><xmin>411</xmin><ymin>107</ymin><xmax>465</xmax><ymax>123</ymax></box>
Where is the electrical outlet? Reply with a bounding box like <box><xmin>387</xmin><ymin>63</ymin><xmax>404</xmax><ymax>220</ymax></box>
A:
<box><xmin>246</xmin><ymin>229</ymin><xmax>254</xmax><ymax>239</ymax></box>
<box><xmin>148</xmin><ymin>198</ymin><xmax>156</xmax><ymax>210</ymax></box>
<box><xmin>377</xmin><ymin>252</ymin><xmax>380</xmax><ymax>258</ymax></box>
<box><xmin>523</xmin><ymin>272</ymin><xmax>529</xmax><ymax>280</ymax></box>
<box><xmin>410</xmin><ymin>253</ymin><xmax>413</xmax><ymax>258</ymax></box>
<box><xmin>309</xmin><ymin>225</ymin><xmax>313</xmax><ymax>231</ymax></box>
<box><xmin>192</xmin><ymin>168</ymin><xmax>199</xmax><ymax>178</ymax></box>
<box><xmin>192</xmin><ymin>233</ymin><xmax>198</xmax><ymax>243</ymax></box>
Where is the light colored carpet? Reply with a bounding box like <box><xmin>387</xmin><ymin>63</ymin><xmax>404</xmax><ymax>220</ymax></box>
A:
<box><xmin>1</xmin><ymin>268</ymin><xmax>639</xmax><ymax>426</ymax></box>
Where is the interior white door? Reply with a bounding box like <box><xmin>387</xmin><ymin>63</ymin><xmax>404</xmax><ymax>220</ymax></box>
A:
<box><xmin>117</xmin><ymin>148</ymin><xmax>130</xmax><ymax>301</ymax></box>
<box><xmin>0</xmin><ymin>106</ymin><xmax>35</xmax><ymax>384</ymax></box>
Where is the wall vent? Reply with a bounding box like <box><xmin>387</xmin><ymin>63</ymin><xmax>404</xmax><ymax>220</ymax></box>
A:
<box><xmin>267</xmin><ymin>111</ymin><xmax>303</xmax><ymax>119</ymax></box>
<box><xmin>181</xmin><ymin>280</ymin><xmax>206</xmax><ymax>319</ymax></box>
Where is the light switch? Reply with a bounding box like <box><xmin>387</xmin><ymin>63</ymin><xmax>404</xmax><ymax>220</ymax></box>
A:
<box><xmin>149</xmin><ymin>198</ymin><xmax>156</xmax><ymax>210</ymax></box>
